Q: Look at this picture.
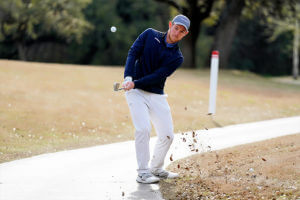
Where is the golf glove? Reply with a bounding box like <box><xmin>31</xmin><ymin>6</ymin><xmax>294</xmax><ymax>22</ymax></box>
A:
<box><xmin>122</xmin><ymin>76</ymin><xmax>133</xmax><ymax>89</ymax></box>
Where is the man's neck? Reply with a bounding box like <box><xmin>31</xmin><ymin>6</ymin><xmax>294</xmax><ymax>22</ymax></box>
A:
<box><xmin>165</xmin><ymin>34</ymin><xmax>177</xmax><ymax>48</ymax></box>
<box><xmin>166</xmin><ymin>32</ymin><xmax>174</xmax><ymax>44</ymax></box>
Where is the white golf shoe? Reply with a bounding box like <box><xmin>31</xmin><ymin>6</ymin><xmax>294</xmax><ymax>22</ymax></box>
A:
<box><xmin>151</xmin><ymin>169</ymin><xmax>179</xmax><ymax>179</ymax></box>
<box><xmin>136</xmin><ymin>173</ymin><xmax>160</xmax><ymax>184</ymax></box>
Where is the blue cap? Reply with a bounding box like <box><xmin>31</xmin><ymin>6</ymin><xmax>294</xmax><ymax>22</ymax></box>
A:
<box><xmin>172</xmin><ymin>14</ymin><xmax>190</xmax><ymax>31</ymax></box>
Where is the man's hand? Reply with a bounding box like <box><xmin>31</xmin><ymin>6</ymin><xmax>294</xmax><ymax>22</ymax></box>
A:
<box><xmin>122</xmin><ymin>81</ymin><xmax>135</xmax><ymax>91</ymax></box>
<box><xmin>122</xmin><ymin>76</ymin><xmax>134</xmax><ymax>91</ymax></box>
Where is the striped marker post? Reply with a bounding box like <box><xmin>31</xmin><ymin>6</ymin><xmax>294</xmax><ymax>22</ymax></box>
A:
<box><xmin>208</xmin><ymin>51</ymin><xmax>219</xmax><ymax>115</ymax></box>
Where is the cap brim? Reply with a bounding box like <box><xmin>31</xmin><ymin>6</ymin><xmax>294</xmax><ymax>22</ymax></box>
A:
<box><xmin>173</xmin><ymin>22</ymin><xmax>188</xmax><ymax>31</ymax></box>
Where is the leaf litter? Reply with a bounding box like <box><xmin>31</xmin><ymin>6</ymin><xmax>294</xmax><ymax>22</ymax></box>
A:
<box><xmin>160</xmin><ymin>134</ymin><xmax>300</xmax><ymax>200</ymax></box>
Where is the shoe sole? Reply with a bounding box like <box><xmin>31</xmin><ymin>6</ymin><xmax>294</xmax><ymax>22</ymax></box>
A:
<box><xmin>136</xmin><ymin>177</ymin><xmax>159</xmax><ymax>184</ymax></box>
<box><xmin>153</xmin><ymin>174</ymin><xmax>180</xmax><ymax>179</ymax></box>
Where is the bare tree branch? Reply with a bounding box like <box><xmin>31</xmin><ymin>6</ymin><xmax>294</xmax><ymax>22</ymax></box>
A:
<box><xmin>198</xmin><ymin>0</ymin><xmax>214</xmax><ymax>19</ymax></box>
<box><xmin>154</xmin><ymin>0</ymin><xmax>188</xmax><ymax>13</ymax></box>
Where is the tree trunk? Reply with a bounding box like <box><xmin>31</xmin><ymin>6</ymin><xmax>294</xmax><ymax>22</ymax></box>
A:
<box><xmin>293</xmin><ymin>17</ymin><xmax>299</xmax><ymax>80</ymax></box>
<box><xmin>17</xmin><ymin>42</ymin><xmax>27</xmax><ymax>61</ymax></box>
<box><xmin>180</xmin><ymin>0</ymin><xmax>201</xmax><ymax>68</ymax></box>
<box><xmin>211</xmin><ymin>0</ymin><xmax>245</xmax><ymax>69</ymax></box>
<box><xmin>181</xmin><ymin>17</ymin><xmax>200</xmax><ymax>68</ymax></box>
<box><xmin>154</xmin><ymin>0</ymin><xmax>214</xmax><ymax>68</ymax></box>
<box><xmin>181</xmin><ymin>36</ymin><xmax>194</xmax><ymax>68</ymax></box>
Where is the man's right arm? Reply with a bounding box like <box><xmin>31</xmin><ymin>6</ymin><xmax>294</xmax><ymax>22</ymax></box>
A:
<box><xmin>124</xmin><ymin>29</ymin><xmax>151</xmax><ymax>78</ymax></box>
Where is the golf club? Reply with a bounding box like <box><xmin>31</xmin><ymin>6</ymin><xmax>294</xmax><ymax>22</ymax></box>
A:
<box><xmin>113</xmin><ymin>82</ymin><xmax>124</xmax><ymax>91</ymax></box>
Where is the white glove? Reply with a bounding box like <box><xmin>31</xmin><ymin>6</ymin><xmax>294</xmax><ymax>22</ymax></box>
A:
<box><xmin>124</xmin><ymin>76</ymin><xmax>132</xmax><ymax>83</ymax></box>
<box><xmin>122</xmin><ymin>76</ymin><xmax>133</xmax><ymax>89</ymax></box>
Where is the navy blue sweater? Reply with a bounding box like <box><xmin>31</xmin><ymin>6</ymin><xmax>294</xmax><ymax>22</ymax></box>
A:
<box><xmin>124</xmin><ymin>28</ymin><xmax>183</xmax><ymax>94</ymax></box>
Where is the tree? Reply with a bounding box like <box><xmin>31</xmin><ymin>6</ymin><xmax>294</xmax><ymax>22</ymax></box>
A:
<box><xmin>0</xmin><ymin>0</ymin><xmax>92</xmax><ymax>60</ymax></box>
<box><xmin>227</xmin><ymin>0</ymin><xmax>298</xmax><ymax>76</ymax></box>
<box><xmin>294</xmin><ymin>11</ymin><xmax>299</xmax><ymax>80</ymax></box>
<box><xmin>210</xmin><ymin>0</ymin><xmax>296</xmax><ymax>69</ymax></box>
<box><xmin>266</xmin><ymin>1</ymin><xmax>299</xmax><ymax>79</ymax></box>
<box><xmin>154</xmin><ymin>0</ymin><xmax>215</xmax><ymax>68</ymax></box>
<box><xmin>70</xmin><ymin>0</ymin><xmax>170</xmax><ymax>65</ymax></box>
<box><xmin>228</xmin><ymin>17</ymin><xmax>293</xmax><ymax>76</ymax></box>
<box><xmin>211</xmin><ymin>0</ymin><xmax>245</xmax><ymax>69</ymax></box>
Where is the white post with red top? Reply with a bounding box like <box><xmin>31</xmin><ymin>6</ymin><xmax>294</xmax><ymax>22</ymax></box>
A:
<box><xmin>208</xmin><ymin>51</ymin><xmax>219</xmax><ymax>115</ymax></box>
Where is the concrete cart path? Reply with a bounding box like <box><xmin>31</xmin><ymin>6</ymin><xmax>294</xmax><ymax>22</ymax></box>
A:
<box><xmin>0</xmin><ymin>116</ymin><xmax>299</xmax><ymax>200</ymax></box>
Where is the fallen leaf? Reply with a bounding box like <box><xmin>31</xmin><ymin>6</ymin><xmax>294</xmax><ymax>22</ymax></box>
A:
<box><xmin>167</xmin><ymin>136</ymin><xmax>170</xmax><ymax>139</ymax></box>
<box><xmin>177</xmin><ymin>164</ymin><xmax>180</xmax><ymax>168</ymax></box>
<box><xmin>262</xmin><ymin>157</ymin><xmax>267</xmax><ymax>161</ymax></box>
<box><xmin>192</xmin><ymin>131</ymin><xmax>195</xmax><ymax>138</ymax></box>
<box><xmin>182</xmin><ymin>138</ymin><xmax>186</xmax><ymax>142</ymax></box>
<box><xmin>122</xmin><ymin>192</ymin><xmax>125</xmax><ymax>196</ymax></box>
<box><xmin>170</xmin><ymin>154</ymin><xmax>173</xmax><ymax>161</ymax></box>
<box><xmin>193</xmin><ymin>139</ymin><xmax>197</xmax><ymax>143</ymax></box>
<box><xmin>215</xmin><ymin>153</ymin><xmax>219</xmax><ymax>160</ymax></box>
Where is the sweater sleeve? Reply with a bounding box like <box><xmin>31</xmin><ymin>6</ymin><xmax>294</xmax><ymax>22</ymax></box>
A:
<box><xmin>134</xmin><ymin>57</ymin><xmax>183</xmax><ymax>88</ymax></box>
<box><xmin>124</xmin><ymin>29</ymin><xmax>150</xmax><ymax>78</ymax></box>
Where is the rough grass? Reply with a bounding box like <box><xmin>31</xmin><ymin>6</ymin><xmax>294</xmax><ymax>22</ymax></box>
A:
<box><xmin>0</xmin><ymin>60</ymin><xmax>300</xmax><ymax>163</ymax></box>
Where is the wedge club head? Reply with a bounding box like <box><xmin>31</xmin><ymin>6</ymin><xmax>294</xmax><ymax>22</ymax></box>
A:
<box><xmin>113</xmin><ymin>82</ymin><xmax>124</xmax><ymax>91</ymax></box>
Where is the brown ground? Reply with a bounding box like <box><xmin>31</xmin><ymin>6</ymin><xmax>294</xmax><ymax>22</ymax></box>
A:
<box><xmin>160</xmin><ymin>134</ymin><xmax>300</xmax><ymax>200</ymax></box>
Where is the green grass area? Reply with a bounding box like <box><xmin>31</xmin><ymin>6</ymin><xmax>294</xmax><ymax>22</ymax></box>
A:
<box><xmin>0</xmin><ymin>59</ymin><xmax>299</xmax><ymax>163</ymax></box>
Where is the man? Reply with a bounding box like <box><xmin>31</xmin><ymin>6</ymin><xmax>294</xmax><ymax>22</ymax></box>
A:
<box><xmin>122</xmin><ymin>14</ymin><xmax>190</xmax><ymax>184</ymax></box>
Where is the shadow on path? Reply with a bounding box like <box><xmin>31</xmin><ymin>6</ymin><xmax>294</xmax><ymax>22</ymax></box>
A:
<box><xmin>127</xmin><ymin>183</ymin><xmax>162</xmax><ymax>200</ymax></box>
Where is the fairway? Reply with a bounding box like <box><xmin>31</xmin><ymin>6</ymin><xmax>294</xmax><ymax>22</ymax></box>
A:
<box><xmin>0</xmin><ymin>60</ymin><xmax>300</xmax><ymax>163</ymax></box>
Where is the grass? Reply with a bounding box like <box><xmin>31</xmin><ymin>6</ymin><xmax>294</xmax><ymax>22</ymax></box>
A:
<box><xmin>0</xmin><ymin>59</ymin><xmax>300</xmax><ymax>163</ymax></box>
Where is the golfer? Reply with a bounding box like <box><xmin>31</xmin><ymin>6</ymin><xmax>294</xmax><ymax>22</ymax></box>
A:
<box><xmin>123</xmin><ymin>14</ymin><xmax>190</xmax><ymax>184</ymax></box>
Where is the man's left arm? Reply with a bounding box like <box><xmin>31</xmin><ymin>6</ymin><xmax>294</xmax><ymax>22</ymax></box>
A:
<box><xmin>133</xmin><ymin>57</ymin><xmax>183</xmax><ymax>89</ymax></box>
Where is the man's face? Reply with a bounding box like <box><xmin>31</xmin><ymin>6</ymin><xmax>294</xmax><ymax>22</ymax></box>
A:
<box><xmin>167</xmin><ymin>22</ymin><xmax>189</xmax><ymax>43</ymax></box>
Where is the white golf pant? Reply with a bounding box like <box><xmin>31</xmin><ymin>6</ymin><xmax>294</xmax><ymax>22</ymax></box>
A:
<box><xmin>125</xmin><ymin>89</ymin><xmax>174</xmax><ymax>174</ymax></box>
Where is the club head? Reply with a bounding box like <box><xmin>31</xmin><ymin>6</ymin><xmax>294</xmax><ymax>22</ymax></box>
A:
<box><xmin>113</xmin><ymin>82</ymin><xmax>120</xmax><ymax>91</ymax></box>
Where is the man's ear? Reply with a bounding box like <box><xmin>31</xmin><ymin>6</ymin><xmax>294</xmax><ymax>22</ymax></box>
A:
<box><xmin>169</xmin><ymin>21</ymin><xmax>172</xmax><ymax>29</ymax></box>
